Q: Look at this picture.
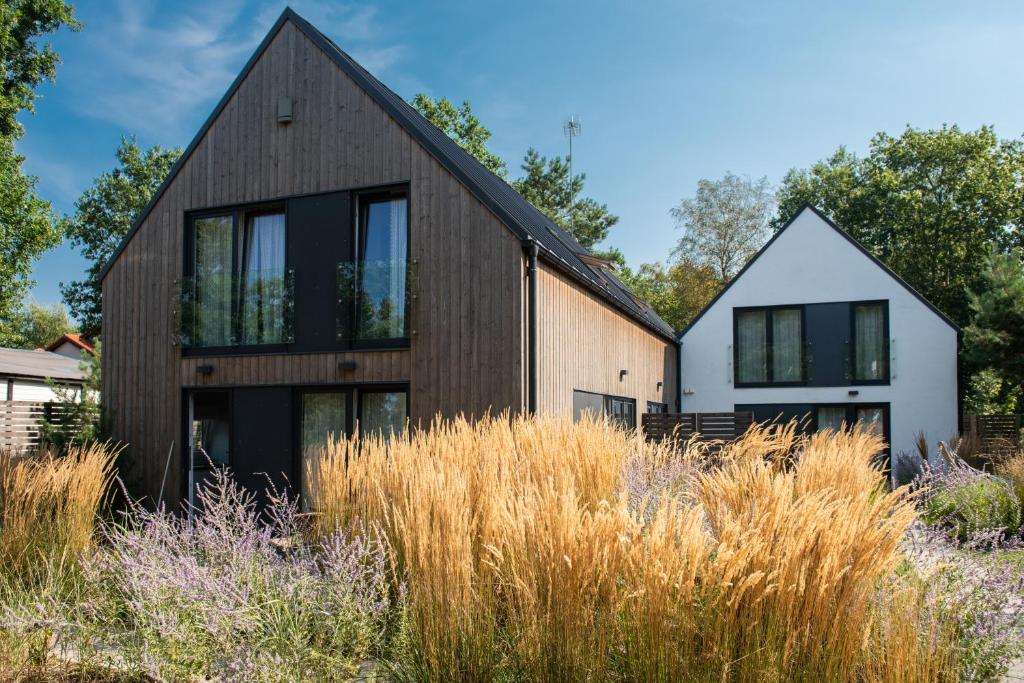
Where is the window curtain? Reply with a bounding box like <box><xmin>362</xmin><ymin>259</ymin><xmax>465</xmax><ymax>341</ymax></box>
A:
<box><xmin>193</xmin><ymin>215</ymin><xmax>233</xmax><ymax>347</ymax></box>
<box><xmin>736</xmin><ymin>310</ymin><xmax>767</xmax><ymax>383</ymax></box>
<box><xmin>239</xmin><ymin>213</ymin><xmax>286</xmax><ymax>344</ymax></box>
<box><xmin>817</xmin><ymin>406</ymin><xmax>847</xmax><ymax>433</ymax></box>
<box><xmin>772</xmin><ymin>308</ymin><xmax>802</xmax><ymax>382</ymax></box>
<box><xmin>855</xmin><ymin>304</ymin><xmax>885</xmax><ymax>380</ymax></box>
<box><xmin>856</xmin><ymin>407</ymin><xmax>884</xmax><ymax>437</ymax></box>
<box><xmin>359</xmin><ymin>391</ymin><xmax>407</xmax><ymax>440</ymax></box>
<box><xmin>358</xmin><ymin>198</ymin><xmax>408</xmax><ymax>339</ymax></box>
<box><xmin>300</xmin><ymin>392</ymin><xmax>347</xmax><ymax>509</ymax></box>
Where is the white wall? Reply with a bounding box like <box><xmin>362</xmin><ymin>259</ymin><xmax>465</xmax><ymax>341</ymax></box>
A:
<box><xmin>679</xmin><ymin>208</ymin><xmax>959</xmax><ymax>458</ymax></box>
<box><xmin>7</xmin><ymin>380</ymin><xmax>82</xmax><ymax>403</ymax></box>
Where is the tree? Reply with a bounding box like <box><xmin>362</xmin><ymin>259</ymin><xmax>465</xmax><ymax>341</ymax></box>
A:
<box><xmin>0</xmin><ymin>0</ymin><xmax>81</xmax><ymax>138</ymax></box>
<box><xmin>619</xmin><ymin>257</ymin><xmax>722</xmax><ymax>331</ymax></box>
<box><xmin>7</xmin><ymin>299</ymin><xmax>76</xmax><ymax>348</ymax></box>
<box><xmin>62</xmin><ymin>137</ymin><xmax>181</xmax><ymax>336</ymax></box>
<box><xmin>670</xmin><ymin>173</ymin><xmax>773</xmax><ymax>281</ymax></box>
<box><xmin>412</xmin><ymin>93</ymin><xmax>506</xmax><ymax>177</ymax></box>
<box><xmin>40</xmin><ymin>339</ymin><xmax>103</xmax><ymax>452</ymax></box>
<box><xmin>775</xmin><ymin>125</ymin><xmax>1024</xmax><ymax>326</ymax></box>
<box><xmin>0</xmin><ymin>0</ymin><xmax>79</xmax><ymax>345</ymax></box>
<box><xmin>0</xmin><ymin>140</ymin><xmax>56</xmax><ymax>345</ymax></box>
<box><xmin>512</xmin><ymin>148</ymin><xmax>618</xmax><ymax>250</ymax></box>
<box><xmin>963</xmin><ymin>250</ymin><xmax>1024</xmax><ymax>412</ymax></box>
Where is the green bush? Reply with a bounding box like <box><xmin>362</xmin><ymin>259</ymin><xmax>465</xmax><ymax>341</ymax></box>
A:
<box><xmin>923</xmin><ymin>476</ymin><xmax>1022</xmax><ymax>541</ymax></box>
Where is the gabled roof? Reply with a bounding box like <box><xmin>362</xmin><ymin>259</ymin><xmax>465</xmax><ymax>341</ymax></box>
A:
<box><xmin>45</xmin><ymin>333</ymin><xmax>94</xmax><ymax>355</ymax></box>
<box><xmin>677</xmin><ymin>204</ymin><xmax>960</xmax><ymax>338</ymax></box>
<box><xmin>98</xmin><ymin>8</ymin><xmax>676</xmax><ymax>342</ymax></box>
<box><xmin>0</xmin><ymin>347</ymin><xmax>85</xmax><ymax>383</ymax></box>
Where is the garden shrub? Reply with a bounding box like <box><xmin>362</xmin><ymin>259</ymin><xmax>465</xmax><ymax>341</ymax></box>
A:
<box><xmin>995</xmin><ymin>452</ymin><xmax>1024</xmax><ymax>507</ymax></box>
<box><xmin>923</xmin><ymin>474</ymin><xmax>1022</xmax><ymax>541</ymax></box>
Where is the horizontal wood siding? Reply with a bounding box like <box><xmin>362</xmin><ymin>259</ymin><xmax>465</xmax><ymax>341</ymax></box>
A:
<box><xmin>102</xmin><ymin>21</ymin><xmax>522</xmax><ymax>504</ymax></box>
<box><xmin>536</xmin><ymin>264</ymin><xmax>677</xmax><ymax>415</ymax></box>
<box><xmin>180</xmin><ymin>351</ymin><xmax>410</xmax><ymax>387</ymax></box>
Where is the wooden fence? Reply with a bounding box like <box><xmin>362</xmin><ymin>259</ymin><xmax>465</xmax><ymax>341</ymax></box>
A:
<box><xmin>0</xmin><ymin>400</ymin><xmax>78</xmax><ymax>453</ymax></box>
<box><xmin>641</xmin><ymin>411</ymin><xmax>755</xmax><ymax>443</ymax></box>
<box><xmin>960</xmin><ymin>414</ymin><xmax>1022</xmax><ymax>453</ymax></box>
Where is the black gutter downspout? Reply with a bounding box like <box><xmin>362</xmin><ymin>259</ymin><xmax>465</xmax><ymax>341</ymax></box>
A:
<box><xmin>526</xmin><ymin>239</ymin><xmax>539</xmax><ymax>414</ymax></box>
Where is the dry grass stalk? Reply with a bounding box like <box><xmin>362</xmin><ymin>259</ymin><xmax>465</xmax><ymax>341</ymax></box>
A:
<box><xmin>0</xmin><ymin>443</ymin><xmax>118</xmax><ymax>584</ymax></box>
<box><xmin>310</xmin><ymin>414</ymin><xmax>958</xmax><ymax>681</ymax></box>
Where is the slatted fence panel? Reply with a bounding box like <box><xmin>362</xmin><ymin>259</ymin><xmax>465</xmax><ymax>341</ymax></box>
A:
<box><xmin>961</xmin><ymin>414</ymin><xmax>1022</xmax><ymax>452</ymax></box>
<box><xmin>0</xmin><ymin>400</ymin><xmax>82</xmax><ymax>452</ymax></box>
<box><xmin>642</xmin><ymin>412</ymin><xmax>754</xmax><ymax>443</ymax></box>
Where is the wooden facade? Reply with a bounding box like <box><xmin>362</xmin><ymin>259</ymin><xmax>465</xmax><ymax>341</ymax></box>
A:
<box><xmin>101</xmin><ymin>12</ymin><xmax>676</xmax><ymax>505</ymax></box>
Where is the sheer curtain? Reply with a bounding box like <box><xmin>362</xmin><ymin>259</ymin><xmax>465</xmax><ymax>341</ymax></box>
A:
<box><xmin>736</xmin><ymin>310</ymin><xmax>767</xmax><ymax>383</ymax></box>
<box><xmin>772</xmin><ymin>308</ymin><xmax>802</xmax><ymax>382</ymax></box>
<box><xmin>855</xmin><ymin>304</ymin><xmax>885</xmax><ymax>380</ymax></box>
<box><xmin>817</xmin><ymin>406</ymin><xmax>847</xmax><ymax>433</ymax></box>
<box><xmin>239</xmin><ymin>213</ymin><xmax>286</xmax><ymax>344</ymax></box>
<box><xmin>358</xmin><ymin>198</ymin><xmax>408</xmax><ymax>339</ymax></box>
<box><xmin>301</xmin><ymin>392</ymin><xmax>347</xmax><ymax>509</ymax></box>
<box><xmin>193</xmin><ymin>215</ymin><xmax>233</xmax><ymax>346</ymax></box>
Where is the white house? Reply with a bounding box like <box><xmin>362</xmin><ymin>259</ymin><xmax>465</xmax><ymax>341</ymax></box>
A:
<box><xmin>1</xmin><ymin>347</ymin><xmax>86</xmax><ymax>402</ymax></box>
<box><xmin>678</xmin><ymin>205</ymin><xmax>960</xmax><ymax>461</ymax></box>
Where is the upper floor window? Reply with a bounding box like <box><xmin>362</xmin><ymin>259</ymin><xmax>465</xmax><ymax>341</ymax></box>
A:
<box><xmin>852</xmin><ymin>302</ymin><xmax>888</xmax><ymax>383</ymax></box>
<box><xmin>734</xmin><ymin>306</ymin><xmax>804</xmax><ymax>386</ymax></box>
<box><xmin>356</xmin><ymin>195</ymin><xmax>408</xmax><ymax>340</ymax></box>
<box><xmin>184</xmin><ymin>207</ymin><xmax>292</xmax><ymax>349</ymax></box>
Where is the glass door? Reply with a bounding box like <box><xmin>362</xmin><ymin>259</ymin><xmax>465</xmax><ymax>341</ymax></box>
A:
<box><xmin>187</xmin><ymin>391</ymin><xmax>230</xmax><ymax>518</ymax></box>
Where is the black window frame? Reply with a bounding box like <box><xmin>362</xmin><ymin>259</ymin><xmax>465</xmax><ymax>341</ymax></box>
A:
<box><xmin>849</xmin><ymin>299</ymin><xmax>890</xmax><ymax>385</ymax></box>
<box><xmin>646</xmin><ymin>401</ymin><xmax>668</xmax><ymax>413</ymax></box>
<box><xmin>348</xmin><ymin>187</ymin><xmax>412</xmax><ymax>350</ymax></box>
<box><xmin>604</xmin><ymin>394</ymin><xmax>637</xmax><ymax>430</ymax></box>
<box><xmin>733</xmin><ymin>305</ymin><xmax>807</xmax><ymax>388</ymax></box>
<box><xmin>183</xmin><ymin>202</ymin><xmax>289</xmax><ymax>356</ymax></box>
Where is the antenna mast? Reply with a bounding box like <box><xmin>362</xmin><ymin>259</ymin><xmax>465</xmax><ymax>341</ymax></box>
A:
<box><xmin>563</xmin><ymin>115</ymin><xmax>582</xmax><ymax>230</ymax></box>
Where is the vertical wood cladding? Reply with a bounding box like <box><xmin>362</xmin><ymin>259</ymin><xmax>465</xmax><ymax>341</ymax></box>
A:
<box><xmin>535</xmin><ymin>264</ymin><xmax>678</xmax><ymax>414</ymax></box>
<box><xmin>102</xmin><ymin>22</ymin><xmax>523</xmax><ymax>503</ymax></box>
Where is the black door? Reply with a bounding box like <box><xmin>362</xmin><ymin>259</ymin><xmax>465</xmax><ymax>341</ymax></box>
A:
<box><xmin>231</xmin><ymin>387</ymin><xmax>294</xmax><ymax>507</ymax></box>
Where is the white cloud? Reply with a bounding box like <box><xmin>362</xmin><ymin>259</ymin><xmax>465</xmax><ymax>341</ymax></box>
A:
<box><xmin>70</xmin><ymin>0</ymin><xmax>407</xmax><ymax>140</ymax></box>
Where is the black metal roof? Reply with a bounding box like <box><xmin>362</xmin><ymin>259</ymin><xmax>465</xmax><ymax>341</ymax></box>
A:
<box><xmin>98</xmin><ymin>7</ymin><xmax>676</xmax><ymax>342</ymax></box>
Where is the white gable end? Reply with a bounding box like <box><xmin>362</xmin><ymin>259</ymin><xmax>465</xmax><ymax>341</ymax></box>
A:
<box><xmin>678</xmin><ymin>206</ymin><xmax>959</xmax><ymax>463</ymax></box>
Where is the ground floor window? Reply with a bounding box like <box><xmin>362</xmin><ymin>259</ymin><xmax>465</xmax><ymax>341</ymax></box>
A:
<box><xmin>647</xmin><ymin>401</ymin><xmax>669</xmax><ymax>414</ymax></box>
<box><xmin>736</xmin><ymin>401</ymin><xmax>890</xmax><ymax>454</ymax></box>
<box><xmin>572</xmin><ymin>389</ymin><xmax>637</xmax><ymax>429</ymax></box>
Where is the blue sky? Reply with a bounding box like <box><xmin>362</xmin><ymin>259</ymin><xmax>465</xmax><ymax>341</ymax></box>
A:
<box><xmin>19</xmin><ymin>0</ymin><xmax>1024</xmax><ymax>310</ymax></box>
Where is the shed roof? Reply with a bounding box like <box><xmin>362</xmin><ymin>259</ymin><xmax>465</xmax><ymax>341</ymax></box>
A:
<box><xmin>0</xmin><ymin>347</ymin><xmax>86</xmax><ymax>383</ymax></box>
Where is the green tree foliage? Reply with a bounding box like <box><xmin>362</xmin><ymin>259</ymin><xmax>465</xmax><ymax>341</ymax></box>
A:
<box><xmin>6</xmin><ymin>299</ymin><xmax>76</xmax><ymax>348</ymax></box>
<box><xmin>412</xmin><ymin>93</ymin><xmax>507</xmax><ymax>177</ymax></box>
<box><xmin>0</xmin><ymin>140</ymin><xmax>55</xmax><ymax>345</ymax></box>
<box><xmin>0</xmin><ymin>0</ymin><xmax>80</xmax><ymax>138</ymax></box>
<box><xmin>62</xmin><ymin>137</ymin><xmax>181</xmax><ymax>336</ymax></box>
<box><xmin>963</xmin><ymin>250</ymin><xmax>1024</xmax><ymax>412</ymax></box>
<box><xmin>0</xmin><ymin>0</ymin><xmax>79</xmax><ymax>346</ymax></box>
<box><xmin>775</xmin><ymin>125</ymin><xmax>1024</xmax><ymax>326</ymax></box>
<box><xmin>512</xmin><ymin>148</ymin><xmax>618</xmax><ymax>250</ymax></box>
<box><xmin>671</xmin><ymin>173</ymin><xmax>773</xmax><ymax>281</ymax></box>
<box><xmin>619</xmin><ymin>257</ymin><xmax>723</xmax><ymax>331</ymax></box>
<box><xmin>40</xmin><ymin>339</ymin><xmax>104</xmax><ymax>451</ymax></box>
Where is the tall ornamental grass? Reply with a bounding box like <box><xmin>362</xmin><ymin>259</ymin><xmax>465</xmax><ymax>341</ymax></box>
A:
<box><xmin>0</xmin><ymin>444</ymin><xmax>116</xmax><ymax>585</ymax></box>
<box><xmin>310</xmin><ymin>415</ymin><xmax>963</xmax><ymax>682</ymax></box>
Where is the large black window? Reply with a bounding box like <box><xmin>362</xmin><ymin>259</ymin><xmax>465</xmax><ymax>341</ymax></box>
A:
<box><xmin>852</xmin><ymin>301</ymin><xmax>888</xmax><ymax>383</ymax></box>
<box><xmin>734</xmin><ymin>306</ymin><xmax>804</xmax><ymax>386</ymax></box>
<box><xmin>183</xmin><ymin>207</ymin><xmax>291</xmax><ymax>350</ymax></box>
<box><xmin>338</xmin><ymin>192</ymin><xmax>411</xmax><ymax>346</ymax></box>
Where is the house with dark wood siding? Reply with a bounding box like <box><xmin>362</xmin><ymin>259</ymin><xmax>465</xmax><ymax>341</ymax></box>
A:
<box><xmin>99</xmin><ymin>8</ymin><xmax>678</xmax><ymax>508</ymax></box>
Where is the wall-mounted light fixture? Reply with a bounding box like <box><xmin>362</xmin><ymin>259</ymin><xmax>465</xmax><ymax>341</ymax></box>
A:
<box><xmin>848</xmin><ymin>390</ymin><xmax>860</xmax><ymax>397</ymax></box>
<box><xmin>277</xmin><ymin>96</ymin><xmax>293</xmax><ymax>124</ymax></box>
<box><xmin>656</xmin><ymin>381</ymin><xmax>663</xmax><ymax>391</ymax></box>
<box><xmin>338</xmin><ymin>360</ymin><xmax>357</xmax><ymax>372</ymax></box>
<box><xmin>197</xmin><ymin>364</ymin><xmax>214</xmax><ymax>376</ymax></box>
<box><xmin>619</xmin><ymin>369</ymin><xmax>629</xmax><ymax>381</ymax></box>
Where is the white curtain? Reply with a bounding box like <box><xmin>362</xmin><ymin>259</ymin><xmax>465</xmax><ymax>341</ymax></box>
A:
<box><xmin>387</xmin><ymin>199</ymin><xmax>408</xmax><ymax>338</ymax></box>
<box><xmin>772</xmin><ymin>308</ymin><xmax>802</xmax><ymax>382</ymax></box>
<box><xmin>817</xmin><ymin>406</ymin><xmax>847</xmax><ymax>433</ymax></box>
<box><xmin>301</xmin><ymin>392</ymin><xmax>347</xmax><ymax>509</ymax></box>
<box><xmin>855</xmin><ymin>304</ymin><xmax>885</xmax><ymax>380</ymax></box>
<box><xmin>240</xmin><ymin>213</ymin><xmax>286</xmax><ymax>344</ymax></box>
<box><xmin>736</xmin><ymin>310</ymin><xmax>767</xmax><ymax>383</ymax></box>
<box><xmin>194</xmin><ymin>215</ymin><xmax>233</xmax><ymax>347</ymax></box>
